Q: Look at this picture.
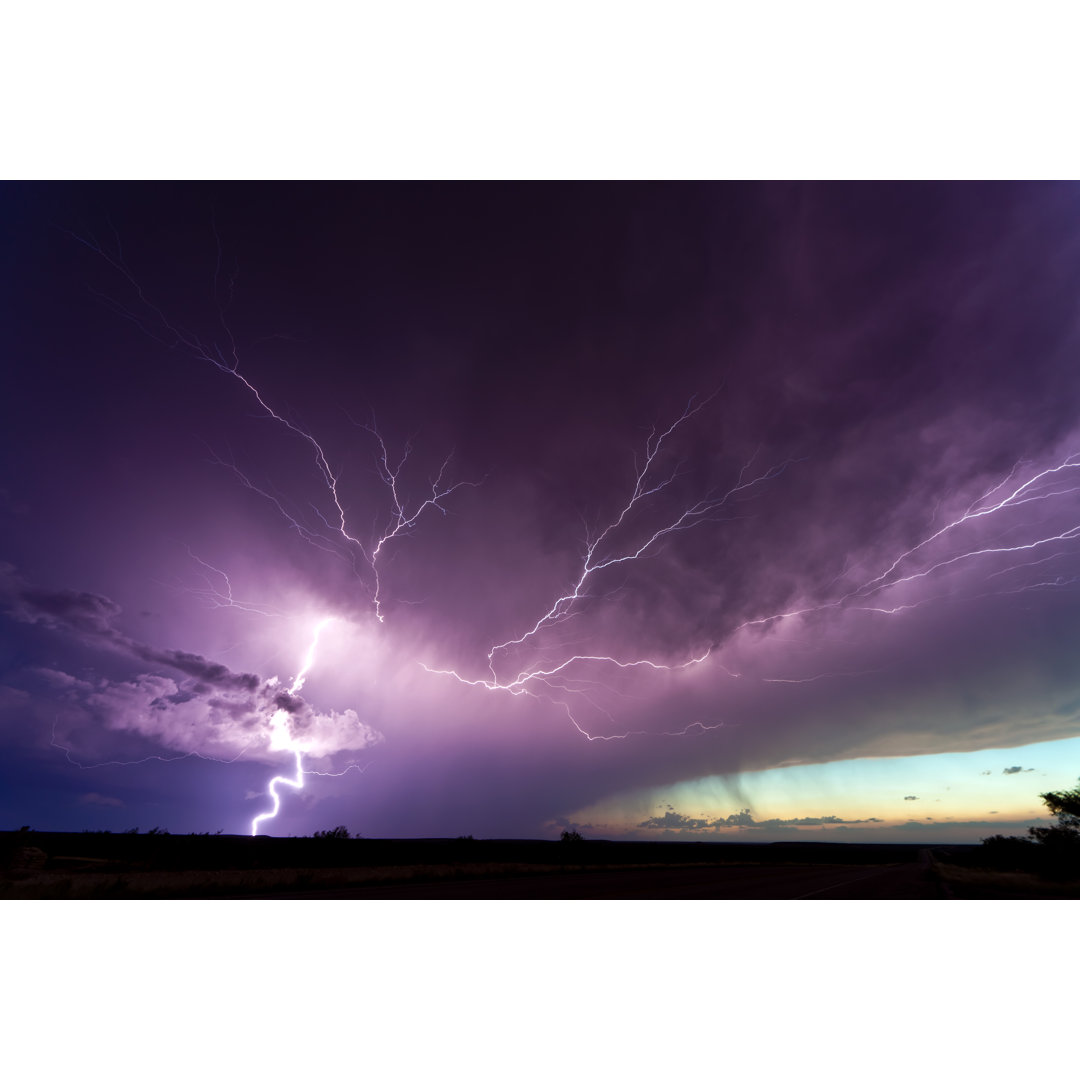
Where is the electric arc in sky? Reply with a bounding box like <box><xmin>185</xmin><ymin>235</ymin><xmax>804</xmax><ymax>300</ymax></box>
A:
<box><xmin>9</xmin><ymin>184</ymin><xmax>1080</xmax><ymax>842</ymax></box>
<box><xmin>64</xmin><ymin>225</ymin><xmax>1080</xmax><ymax>805</ymax></box>
<box><xmin>250</xmin><ymin>616</ymin><xmax>336</xmax><ymax>835</ymax></box>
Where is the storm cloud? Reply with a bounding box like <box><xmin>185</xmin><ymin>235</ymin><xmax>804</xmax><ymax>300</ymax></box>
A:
<box><xmin>637</xmin><ymin>809</ymin><xmax>884</xmax><ymax>831</ymax></box>
<box><xmin>2</xmin><ymin>568</ymin><xmax>382</xmax><ymax>764</ymax></box>
<box><xmin>3</xmin><ymin>182</ymin><xmax>1080</xmax><ymax>836</ymax></box>
<box><xmin>3</xmin><ymin>565</ymin><xmax>259</xmax><ymax>692</ymax></box>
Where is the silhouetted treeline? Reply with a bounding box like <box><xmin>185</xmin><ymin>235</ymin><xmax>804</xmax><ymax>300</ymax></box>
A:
<box><xmin>962</xmin><ymin>832</ymin><xmax>1080</xmax><ymax>880</ymax></box>
<box><xmin>1</xmin><ymin>831</ymin><xmax>959</xmax><ymax>879</ymax></box>
<box><xmin>965</xmin><ymin>782</ymin><xmax>1080</xmax><ymax>880</ymax></box>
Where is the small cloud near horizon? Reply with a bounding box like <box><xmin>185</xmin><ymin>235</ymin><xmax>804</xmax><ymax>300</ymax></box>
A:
<box><xmin>79</xmin><ymin>792</ymin><xmax>124</xmax><ymax>808</ymax></box>
<box><xmin>637</xmin><ymin>809</ymin><xmax>883</xmax><ymax>831</ymax></box>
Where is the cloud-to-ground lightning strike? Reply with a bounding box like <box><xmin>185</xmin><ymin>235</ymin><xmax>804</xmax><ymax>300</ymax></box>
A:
<box><xmin>66</xmin><ymin>229</ymin><xmax>478</xmax><ymax>831</ymax></box>
<box><xmin>250</xmin><ymin>617</ymin><xmax>335</xmax><ymax>835</ymax></box>
<box><xmin>61</xmin><ymin>221</ymin><xmax>1080</xmax><ymax>829</ymax></box>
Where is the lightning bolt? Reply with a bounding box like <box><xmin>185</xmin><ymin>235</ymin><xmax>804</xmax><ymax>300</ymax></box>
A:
<box><xmin>68</xmin><ymin>227</ymin><xmax>478</xmax><ymax>831</ymax></box>
<box><xmin>66</xmin><ymin>226</ymin><xmax>477</xmax><ymax>617</ymax></box>
<box><xmin>169</xmin><ymin>548</ymin><xmax>286</xmax><ymax>617</ymax></box>
<box><xmin>423</xmin><ymin>395</ymin><xmax>795</xmax><ymax>736</ymax></box>
<box><xmin>250</xmin><ymin>616</ymin><xmax>336</xmax><ymax>836</ymax></box>
<box><xmin>733</xmin><ymin>452</ymin><xmax>1080</xmax><ymax>635</ymax></box>
<box><xmin>65</xmin><ymin>224</ymin><xmax>1080</xmax><ymax>827</ymax></box>
<box><xmin>50</xmin><ymin>717</ymin><xmax>253</xmax><ymax>769</ymax></box>
<box><xmin>424</xmin><ymin>418</ymin><xmax>1080</xmax><ymax>734</ymax></box>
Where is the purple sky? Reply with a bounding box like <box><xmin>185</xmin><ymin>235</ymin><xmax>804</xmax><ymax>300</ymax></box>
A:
<box><xmin>3</xmin><ymin>182</ymin><xmax>1080</xmax><ymax>840</ymax></box>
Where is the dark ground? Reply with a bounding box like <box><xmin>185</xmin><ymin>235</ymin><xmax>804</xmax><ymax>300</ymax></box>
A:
<box><xmin>2</xmin><ymin>830</ymin><xmax>1017</xmax><ymax>899</ymax></box>
<box><xmin>251</xmin><ymin>859</ymin><xmax>946</xmax><ymax>899</ymax></box>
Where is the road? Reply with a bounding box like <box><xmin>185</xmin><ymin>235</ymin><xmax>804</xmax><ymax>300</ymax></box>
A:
<box><xmin>244</xmin><ymin>854</ymin><xmax>944</xmax><ymax>900</ymax></box>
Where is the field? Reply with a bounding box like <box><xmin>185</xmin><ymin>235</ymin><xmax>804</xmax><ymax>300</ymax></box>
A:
<box><xmin>10</xmin><ymin>830</ymin><xmax>1057</xmax><ymax>899</ymax></box>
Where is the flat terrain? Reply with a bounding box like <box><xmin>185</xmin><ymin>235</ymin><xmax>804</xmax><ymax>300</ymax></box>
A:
<box><xmin>3</xmin><ymin>832</ymin><xmax>982</xmax><ymax>899</ymax></box>
<box><xmin>257</xmin><ymin>859</ymin><xmax>943</xmax><ymax>899</ymax></box>
<box><xmin>12</xmin><ymin>833</ymin><xmax>1073</xmax><ymax>898</ymax></box>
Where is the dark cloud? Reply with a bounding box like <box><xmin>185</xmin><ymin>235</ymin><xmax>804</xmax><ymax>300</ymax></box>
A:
<box><xmin>129</xmin><ymin>644</ymin><xmax>260</xmax><ymax>693</ymax></box>
<box><xmin>3</xmin><ymin>565</ymin><xmax>261</xmax><ymax>694</ymax></box>
<box><xmin>637</xmin><ymin>811</ymin><xmax>712</xmax><ymax>831</ymax></box>
<box><xmin>79</xmin><ymin>792</ymin><xmax>124</xmax><ymax>808</ymax></box>
<box><xmin>5</xmin><ymin>183</ymin><xmax>1080</xmax><ymax>837</ymax></box>
<box><xmin>271</xmin><ymin>691</ymin><xmax>305</xmax><ymax>714</ymax></box>
<box><xmin>15</xmin><ymin>583</ymin><xmax>121</xmax><ymax>635</ymax></box>
<box><xmin>904</xmin><ymin>795</ymin><xmax>919</xmax><ymax>801</ymax></box>
<box><xmin>550</xmin><ymin>816</ymin><xmax>600</xmax><ymax>836</ymax></box>
<box><xmin>2</xmin><ymin>571</ymin><xmax>381</xmax><ymax>764</ymax></box>
<box><xmin>637</xmin><ymin>809</ymin><xmax>884</xmax><ymax>831</ymax></box>
<box><xmin>890</xmin><ymin>817</ymin><xmax>1045</xmax><ymax>831</ymax></box>
<box><xmin>1003</xmin><ymin>766</ymin><xmax>1034</xmax><ymax>775</ymax></box>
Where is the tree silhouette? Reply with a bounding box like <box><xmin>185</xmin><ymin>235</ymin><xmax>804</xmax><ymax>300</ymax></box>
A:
<box><xmin>1035</xmin><ymin>784</ymin><xmax>1080</xmax><ymax>830</ymax></box>
<box><xmin>1027</xmin><ymin>782</ymin><xmax>1080</xmax><ymax>851</ymax></box>
<box><xmin>982</xmin><ymin>780</ymin><xmax>1080</xmax><ymax>877</ymax></box>
<box><xmin>313</xmin><ymin>825</ymin><xmax>351</xmax><ymax>840</ymax></box>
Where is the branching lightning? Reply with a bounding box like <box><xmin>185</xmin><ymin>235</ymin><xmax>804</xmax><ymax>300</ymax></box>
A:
<box><xmin>174</xmin><ymin>548</ymin><xmax>286</xmax><ymax>617</ymax></box>
<box><xmin>67</xmin><ymin>226</ymin><xmax>475</xmax><ymax>617</ymax></box>
<box><xmin>65</xmin><ymin>228</ymin><xmax>477</xmax><ymax>832</ymax></box>
<box><xmin>362</xmin><ymin>421</ymin><xmax>480</xmax><ymax>621</ymax></box>
<box><xmin>422</xmin><ymin>422</ymin><xmax>1080</xmax><ymax>736</ymax></box>
<box><xmin>734</xmin><ymin>454</ymin><xmax>1080</xmax><ymax>634</ymax></box>
<box><xmin>63</xmin><ymin>225</ymin><xmax>1080</xmax><ymax>831</ymax></box>
<box><xmin>420</xmin><ymin>395</ymin><xmax>789</xmax><ymax>736</ymax></box>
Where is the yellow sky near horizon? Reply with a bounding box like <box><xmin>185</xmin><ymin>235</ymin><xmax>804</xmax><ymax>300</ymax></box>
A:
<box><xmin>566</xmin><ymin>735</ymin><xmax>1080</xmax><ymax>839</ymax></box>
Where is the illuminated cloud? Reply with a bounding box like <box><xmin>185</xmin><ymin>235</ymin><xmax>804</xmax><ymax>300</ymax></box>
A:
<box><xmin>637</xmin><ymin>810</ymin><xmax>885</xmax><ymax>831</ymax></box>
<box><xmin>3</xmin><ymin>182</ymin><xmax>1080</xmax><ymax>836</ymax></box>
<box><xmin>3</xmin><ymin>570</ymin><xmax>382</xmax><ymax>764</ymax></box>
<box><xmin>79</xmin><ymin>792</ymin><xmax>124</xmax><ymax>807</ymax></box>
